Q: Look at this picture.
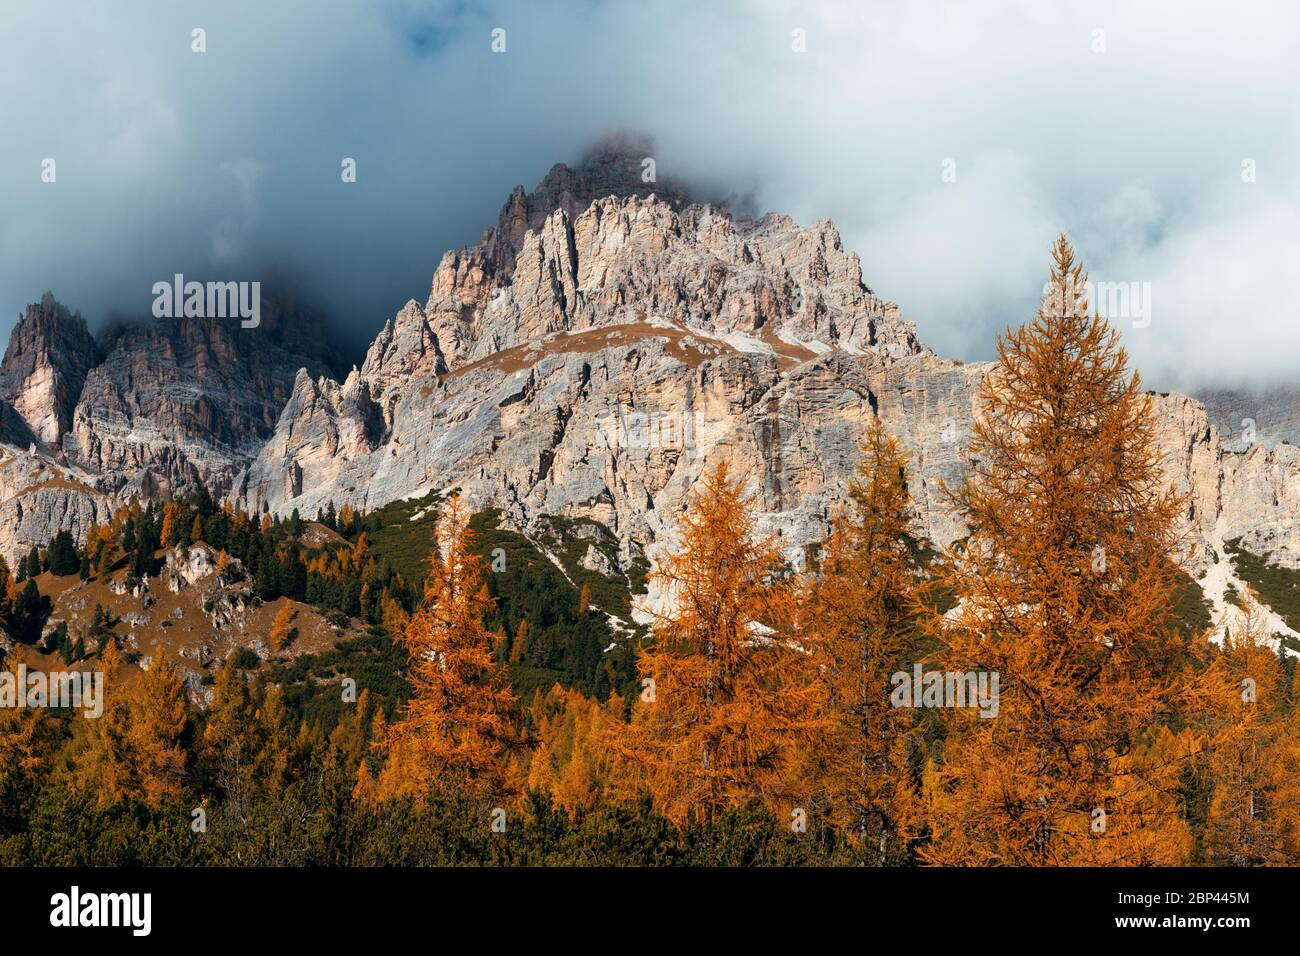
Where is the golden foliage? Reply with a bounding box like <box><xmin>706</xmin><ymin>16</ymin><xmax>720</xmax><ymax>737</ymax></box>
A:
<box><xmin>159</xmin><ymin>502</ymin><xmax>181</xmax><ymax>548</ymax></box>
<box><xmin>800</xmin><ymin>422</ymin><xmax>923</xmax><ymax>861</ymax></box>
<box><xmin>920</xmin><ymin>235</ymin><xmax>1204</xmax><ymax>865</ymax></box>
<box><xmin>1200</xmin><ymin>595</ymin><xmax>1300</xmax><ymax>865</ymax></box>
<box><xmin>617</xmin><ymin>459</ymin><xmax>827</xmax><ymax>825</ymax></box>
<box><xmin>269</xmin><ymin>603</ymin><xmax>297</xmax><ymax>651</ymax></box>
<box><xmin>65</xmin><ymin>639</ymin><xmax>134</xmax><ymax>805</ymax></box>
<box><xmin>380</xmin><ymin>494</ymin><xmax>521</xmax><ymax>805</ymax></box>
<box><xmin>527</xmin><ymin>684</ymin><xmax>630</xmax><ymax>813</ymax></box>
<box><xmin>128</xmin><ymin>647</ymin><xmax>189</xmax><ymax>807</ymax></box>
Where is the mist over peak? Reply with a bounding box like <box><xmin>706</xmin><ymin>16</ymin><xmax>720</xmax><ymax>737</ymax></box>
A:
<box><xmin>2</xmin><ymin>1</ymin><xmax>1297</xmax><ymax>391</ymax></box>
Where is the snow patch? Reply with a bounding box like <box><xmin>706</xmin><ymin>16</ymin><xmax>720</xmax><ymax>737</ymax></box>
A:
<box><xmin>1200</xmin><ymin>519</ymin><xmax>1300</xmax><ymax>657</ymax></box>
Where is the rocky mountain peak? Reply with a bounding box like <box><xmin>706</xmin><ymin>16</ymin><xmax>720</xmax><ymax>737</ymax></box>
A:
<box><xmin>0</xmin><ymin>292</ymin><xmax>100</xmax><ymax>447</ymax></box>
<box><xmin>480</xmin><ymin>133</ymin><xmax>695</xmax><ymax>275</ymax></box>
<box><xmin>10</xmin><ymin>145</ymin><xmax>1300</xmax><ymax>663</ymax></box>
<box><xmin>406</xmin><ymin>187</ymin><xmax>925</xmax><ymax>378</ymax></box>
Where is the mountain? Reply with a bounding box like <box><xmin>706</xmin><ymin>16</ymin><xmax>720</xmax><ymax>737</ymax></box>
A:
<box><xmin>6</xmin><ymin>141</ymin><xmax>1300</xmax><ymax>652</ymax></box>
<box><xmin>0</xmin><ymin>292</ymin><xmax>100</xmax><ymax>448</ymax></box>
<box><xmin>67</xmin><ymin>290</ymin><xmax>340</xmax><ymax>500</ymax></box>
<box><xmin>0</xmin><ymin>288</ymin><xmax>342</xmax><ymax>561</ymax></box>
<box><xmin>1193</xmin><ymin>386</ymin><xmax>1300</xmax><ymax>451</ymax></box>
<box><xmin>231</xmin><ymin>158</ymin><xmax>926</xmax><ymax>562</ymax></box>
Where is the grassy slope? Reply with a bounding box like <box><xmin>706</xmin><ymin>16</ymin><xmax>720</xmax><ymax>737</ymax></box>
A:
<box><xmin>355</xmin><ymin>493</ymin><xmax>645</xmax><ymax>702</ymax></box>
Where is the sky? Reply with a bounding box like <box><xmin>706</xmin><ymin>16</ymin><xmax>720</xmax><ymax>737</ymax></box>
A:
<box><xmin>1</xmin><ymin>0</ymin><xmax>1297</xmax><ymax>390</ymax></box>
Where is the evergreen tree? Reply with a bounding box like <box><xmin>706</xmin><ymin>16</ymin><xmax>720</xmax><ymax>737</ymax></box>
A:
<box><xmin>191</xmin><ymin>482</ymin><xmax>215</xmax><ymax>518</ymax></box>
<box><xmin>46</xmin><ymin>530</ymin><xmax>79</xmax><ymax>576</ymax></box>
<box><xmin>12</xmin><ymin>579</ymin><xmax>47</xmax><ymax>643</ymax></box>
<box><xmin>89</xmin><ymin>603</ymin><xmax>116</xmax><ymax>655</ymax></box>
<box><xmin>50</xmin><ymin>621</ymin><xmax>71</xmax><ymax>663</ymax></box>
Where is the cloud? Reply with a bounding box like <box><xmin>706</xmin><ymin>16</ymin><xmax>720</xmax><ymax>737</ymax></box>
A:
<box><xmin>1</xmin><ymin>0</ymin><xmax>1297</xmax><ymax>388</ymax></box>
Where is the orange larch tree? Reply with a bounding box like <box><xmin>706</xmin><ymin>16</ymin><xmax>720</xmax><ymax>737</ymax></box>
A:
<box><xmin>619</xmin><ymin>459</ymin><xmax>826</xmax><ymax>825</ymax></box>
<box><xmin>128</xmin><ymin>646</ymin><xmax>190</xmax><ymax>807</ymax></box>
<box><xmin>382</xmin><ymin>494</ymin><xmax>521</xmax><ymax>806</ymax></box>
<box><xmin>159</xmin><ymin>502</ymin><xmax>182</xmax><ymax>548</ymax></box>
<box><xmin>526</xmin><ymin>683</ymin><xmax>629</xmax><ymax>814</ymax></box>
<box><xmin>269</xmin><ymin>604</ymin><xmax>297</xmax><ymax>651</ymax></box>
<box><xmin>1202</xmin><ymin>596</ymin><xmax>1300</xmax><ymax>865</ymax></box>
<box><xmin>922</xmin><ymin>235</ymin><xmax>1204</xmax><ymax>865</ymax></box>
<box><xmin>801</xmin><ymin>422</ymin><xmax>924</xmax><ymax>863</ymax></box>
<box><xmin>64</xmin><ymin>638</ymin><xmax>135</xmax><ymax>805</ymax></box>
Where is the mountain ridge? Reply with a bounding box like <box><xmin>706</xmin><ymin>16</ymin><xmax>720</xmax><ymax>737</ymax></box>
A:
<box><xmin>5</xmin><ymin>143</ymin><xmax>1300</xmax><ymax>657</ymax></box>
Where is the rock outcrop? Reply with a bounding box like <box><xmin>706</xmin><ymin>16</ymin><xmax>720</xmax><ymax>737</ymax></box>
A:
<box><xmin>1195</xmin><ymin>386</ymin><xmax>1300</xmax><ymax>451</ymax></box>
<box><xmin>0</xmin><ymin>287</ymin><xmax>341</xmax><ymax>559</ymax></box>
<box><xmin>0</xmin><ymin>292</ymin><xmax>100</xmax><ymax>447</ymax></box>
<box><xmin>0</xmin><ymin>444</ymin><xmax>110</xmax><ymax>563</ymax></box>
<box><xmin>231</xmin><ymin>155</ymin><xmax>1300</xmax><ymax>587</ymax></box>
<box><xmin>234</xmin><ymin>147</ymin><xmax>930</xmax><ymax>556</ymax></box>
<box><xmin>64</xmin><ymin>306</ymin><xmax>336</xmax><ymax>500</ymax></box>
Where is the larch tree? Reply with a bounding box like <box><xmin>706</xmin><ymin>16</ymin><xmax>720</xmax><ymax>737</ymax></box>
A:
<box><xmin>64</xmin><ymin>638</ymin><xmax>135</xmax><ymax>805</ymax></box>
<box><xmin>802</xmin><ymin>422</ymin><xmax>924</xmax><ymax>864</ymax></box>
<box><xmin>508</xmin><ymin>618</ymin><xmax>529</xmax><ymax>664</ymax></box>
<box><xmin>1202</xmin><ymin>596</ymin><xmax>1300</xmax><ymax>865</ymax></box>
<box><xmin>159</xmin><ymin>502</ymin><xmax>181</xmax><ymax>548</ymax></box>
<box><xmin>129</xmin><ymin>646</ymin><xmax>190</xmax><ymax>807</ymax></box>
<box><xmin>201</xmin><ymin>656</ymin><xmax>260</xmax><ymax>821</ymax></box>
<box><xmin>922</xmin><ymin>235</ymin><xmax>1203</xmax><ymax>866</ymax></box>
<box><xmin>527</xmin><ymin>684</ymin><xmax>629</xmax><ymax>814</ymax></box>
<box><xmin>255</xmin><ymin>683</ymin><xmax>300</xmax><ymax>792</ymax></box>
<box><xmin>0</xmin><ymin>649</ymin><xmax>62</xmax><ymax>820</ymax></box>
<box><xmin>620</xmin><ymin>458</ymin><xmax>826</xmax><ymax>825</ymax></box>
<box><xmin>384</xmin><ymin>494</ymin><xmax>521</xmax><ymax>805</ymax></box>
<box><xmin>269</xmin><ymin>604</ymin><xmax>297</xmax><ymax>651</ymax></box>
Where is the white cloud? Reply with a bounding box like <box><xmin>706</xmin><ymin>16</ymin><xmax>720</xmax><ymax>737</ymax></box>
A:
<box><xmin>0</xmin><ymin>0</ymin><xmax>1296</xmax><ymax>388</ymax></box>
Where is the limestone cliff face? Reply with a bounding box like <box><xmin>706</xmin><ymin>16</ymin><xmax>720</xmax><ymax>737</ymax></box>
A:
<box><xmin>480</xmin><ymin>135</ymin><xmax>695</xmax><ymax>276</ymax></box>
<box><xmin>229</xmin><ymin>159</ymin><xmax>1300</xmax><ymax>584</ymax></box>
<box><xmin>7</xmin><ymin>147</ymin><xmax>1300</xmax><ymax>603</ymax></box>
<box><xmin>1194</xmin><ymin>386</ymin><xmax>1300</xmax><ymax>451</ymax></box>
<box><xmin>234</xmin><ymin>148</ymin><xmax>931</xmax><ymax>556</ymax></box>
<box><xmin>0</xmin><ymin>293</ymin><xmax>100</xmax><ymax>447</ymax></box>
<box><xmin>64</xmin><ymin>310</ymin><xmax>332</xmax><ymax>500</ymax></box>
<box><xmin>410</xmin><ymin>194</ymin><xmax>924</xmax><ymax>376</ymax></box>
<box><xmin>0</xmin><ymin>446</ymin><xmax>110</xmax><ymax>564</ymax></box>
<box><xmin>240</xmin><ymin>317</ymin><xmax>1300</xmax><ymax>579</ymax></box>
<box><xmin>0</xmin><ymin>290</ymin><xmax>339</xmax><ymax>561</ymax></box>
